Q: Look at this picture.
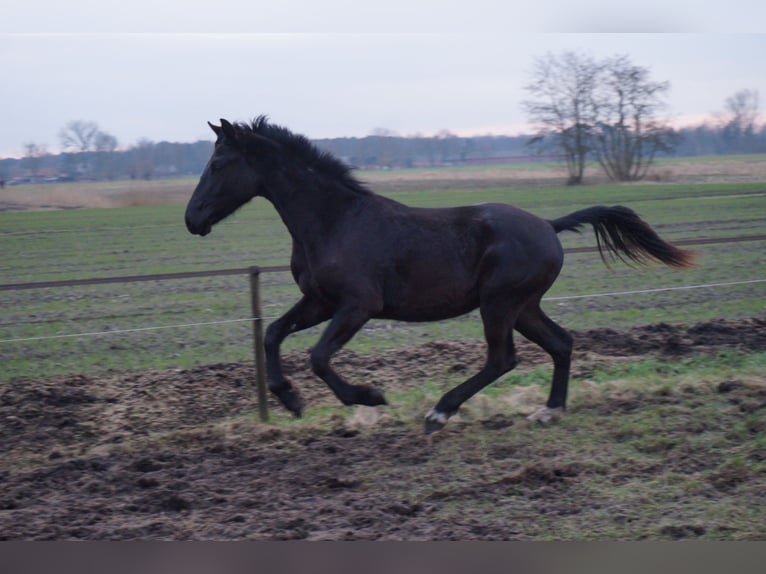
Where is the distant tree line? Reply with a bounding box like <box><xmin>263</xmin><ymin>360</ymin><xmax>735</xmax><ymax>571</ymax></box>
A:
<box><xmin>1</xmin><ymin>135</ymin><xmax>215</xmax><ymax>184</ymax></box>
<box><xmin>1</xmin><ymin>83</ymin><xmax>763</xmax><ymax>186</ymax></box>
<box><xmin>0</xmin><ymin>131</ymin><xmax>549</xmax><ymax>184</ymax></box>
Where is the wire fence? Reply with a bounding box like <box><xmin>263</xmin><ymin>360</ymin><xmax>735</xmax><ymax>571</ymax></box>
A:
<box><xmin>2</xmin><ymin>234</ymin><xmax>764</xmax><ymax>292</ymax></box>
<box><xmin>2</xmin><ymin>234</ymin><xmax>764</xmax><ymax>421</ymax></box>
<box><xmin>1</xmin><ymin>277</ymin><xmax>764</xmax><ymax>345</ymax></box>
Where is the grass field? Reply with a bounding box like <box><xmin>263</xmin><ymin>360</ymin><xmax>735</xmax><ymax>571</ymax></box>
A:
<box><xmin>1</xmin><ymin>176</ymin><xmax>764</xmax><ymax>380</ymax></box>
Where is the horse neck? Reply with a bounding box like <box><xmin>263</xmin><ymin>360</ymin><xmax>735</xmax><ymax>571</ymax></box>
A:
<box><xmin>262</xmin><ymin>173</ymin><xmax>362</xmax><ymax>245</ymax></box>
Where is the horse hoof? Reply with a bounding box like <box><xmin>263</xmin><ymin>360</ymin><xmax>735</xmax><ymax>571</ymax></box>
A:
<box><xmin>277</xmin><ymin>389</ymin><xmax>304</xmax><ymax>417</ymax></box>
<box><xmin>527</xmin><ymin>406</ymin><xmax>564</xmax><ymax>424</ymax></box>
<box><xmin>424</xmin><ymin>409</ymin><xmax>448</xmax><ymax>434</ymax></box>
<box><xmin>359</xmin><ymin>387</ymin><xmax>387</xmax><ymax>407</ymax></box>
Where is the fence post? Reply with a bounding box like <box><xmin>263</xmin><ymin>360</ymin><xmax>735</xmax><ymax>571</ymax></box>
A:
<box><xmin>249</xmin><ymin>266</ymin><xmax>269</xmax><ymax>422</ymax></box>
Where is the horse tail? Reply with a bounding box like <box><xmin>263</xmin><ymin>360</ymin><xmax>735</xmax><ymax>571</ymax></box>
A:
<box><xmin>550</xmin><ymin>205</ymin><xmax>694</xmax><ymax>268</ymax></box>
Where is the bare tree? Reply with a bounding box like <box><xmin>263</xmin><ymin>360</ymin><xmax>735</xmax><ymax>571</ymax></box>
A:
<box><xmin>726</xmin><ymin>89</ymin><xmax>760</xmax><ymax>131</ymax></box>
<box><xmin>22</xmin><ymin>142</ymin><xmax>48</xmax><ymax>178</ymax></box>
<box><xmin>129</xmin><ymin>139</ymin><xmax>156</xmax><ymax>180</ymax></box>
<box><xmin>722</xmin><ymin>89</ymin><xmax>760</xmax><ymax>152</ymax></box>
<box><xmin>59</xmin><ymin>120</ymin><xmax>101</xmax><ymax>153</ymax></box>
<box><xmin>93</xmin><ymin>131</ymin><xmax>120</xmax><ymax>179</ymax></box>
<box><xmin>590</xmin><ymin>55</ymin><xmax>678</xmax><ymax>181</ymax></box>
<box><xmin>58</xmin><ymin>120</ymin><xmax>119</xmax><ymax>179</ymax></box>
<box><xmin>523</xmin><ymin>52</ymin><xmax>601</xmax><ymax>185</ymax></box>
<box><xmin>94</xmin><ymin>131</ymin><xmax>119</xmax><ymax>153</ymax></box>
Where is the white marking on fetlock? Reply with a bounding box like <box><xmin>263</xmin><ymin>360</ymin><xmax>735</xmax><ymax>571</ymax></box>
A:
<box><xmin>527</xmin><ymin>406</ymin><xmax>564</xmax><ymax>423</ymax></box>
<box><xmin>425</xmin><ymin>408</ymin><xmax>448</xmax><ymax>425</ymax></box>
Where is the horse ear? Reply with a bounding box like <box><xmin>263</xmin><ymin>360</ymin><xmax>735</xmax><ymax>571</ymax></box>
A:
<box><xmin>208</xmin><ymin>121</ymin><xmax>222</xmax><ymax>136</ymax></box>
<box><xmin>220</xmin><ymin>119</ymin><xmax>237</xmax><ymax>142</ymax></box>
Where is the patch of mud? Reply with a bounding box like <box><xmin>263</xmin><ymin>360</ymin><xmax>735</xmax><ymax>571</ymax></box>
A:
<box><xmin>0</xmin><ymin>317</ymin><xmax>764</xmax><ymax>540</ymax></box>
<box><xmin>577</xmin><ymin>317</ymin><xmax>766</xmax><ymax>357</ymax></box>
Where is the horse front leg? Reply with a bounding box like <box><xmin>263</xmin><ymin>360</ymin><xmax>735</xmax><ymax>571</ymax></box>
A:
<box><xmin>264</xmin><ymin>296</ymin><xmax>334</xmax><ymax>416</ymax></box>
<box><xmin>310</xmin><ymin>306</ymin><xmax>387</xmax><ymax>407</ymax></box>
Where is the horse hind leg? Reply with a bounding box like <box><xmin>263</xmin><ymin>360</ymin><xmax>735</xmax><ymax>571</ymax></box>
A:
<box><xmin>515</xmin><ymin>304</ymin><xmax>573</xmax><ymax>423</ymax></box>
<box><xmin>425</xmin><ymin>296</ymin><xmax>520</xmax><ymax>433</ymax></box>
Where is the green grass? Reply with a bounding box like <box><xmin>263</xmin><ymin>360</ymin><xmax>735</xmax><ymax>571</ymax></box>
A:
<box><xmin>1</xmin><ymin>179</ymin><xmax>764</xmax><ymax>380</ymax></box>
<box><xmin>653</xmin><ymin>152</ymin><xmax>766</xmax><ymax>164</ymax></box>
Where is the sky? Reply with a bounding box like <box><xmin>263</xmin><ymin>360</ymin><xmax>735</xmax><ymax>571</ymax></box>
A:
<box><xmin>1</xmin><ymin>1</ymin><xmax>765</xmax><ymax>157</ymax></box>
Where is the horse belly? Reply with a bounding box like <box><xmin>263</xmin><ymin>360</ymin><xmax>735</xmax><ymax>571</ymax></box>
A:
<box><xmin>377</xmin><ymin>266</ymin><xmax>480</xmax><ymax>322</ymax></box>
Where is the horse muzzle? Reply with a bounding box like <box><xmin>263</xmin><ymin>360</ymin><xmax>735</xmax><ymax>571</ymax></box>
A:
<box><xmin>185</xmin><ymin>206</ymin><xmax>212</xmax><ymax>236</ymax></box>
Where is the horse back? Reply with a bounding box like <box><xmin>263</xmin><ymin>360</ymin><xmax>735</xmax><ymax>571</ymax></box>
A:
<box><xmin>369</xmin><ymin>201</ymin><xmax>564</xmax><ymax>321</ymax></box>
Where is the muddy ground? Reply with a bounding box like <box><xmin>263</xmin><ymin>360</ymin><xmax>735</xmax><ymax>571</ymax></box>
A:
<box><xmin>1</xmin><ymin>318</ymin><xmax>764</xmax><ymax>540</ymax></box>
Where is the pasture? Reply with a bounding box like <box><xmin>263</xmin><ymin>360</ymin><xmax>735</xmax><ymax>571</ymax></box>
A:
<box><xmin>1</xmin><ymin>179</ymin><xmax>764</xmax><ymax>379</ymax></box>
<box><xmin>0</xmin><ymin>166</ymin><xmax>765</xmax><ymax>540</ymax></box>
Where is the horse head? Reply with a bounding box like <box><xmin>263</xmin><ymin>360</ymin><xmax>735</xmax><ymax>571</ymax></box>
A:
<box><xmin>185</xmin><ymin>119</ymin><xmax>272</xmax><ymax>236</ymax></box>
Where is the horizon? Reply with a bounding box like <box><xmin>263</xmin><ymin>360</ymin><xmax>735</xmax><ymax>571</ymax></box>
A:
<box><xmin>0</xmin><ymin>112</ymin><xmax>749</xmax><ymax>161</ymax></box>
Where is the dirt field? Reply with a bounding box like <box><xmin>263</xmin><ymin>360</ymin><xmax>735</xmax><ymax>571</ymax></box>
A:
<box><xmin>1</xmin><ymin>318</ymin><xmax>764</xmax><ymax>540</ymax></box>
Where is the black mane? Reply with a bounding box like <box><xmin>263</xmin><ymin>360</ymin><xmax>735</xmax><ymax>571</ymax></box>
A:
<box><xmin>234</xmin><ymin>116</ymin><xmax>371</xmax><ymax>195</ymax></box>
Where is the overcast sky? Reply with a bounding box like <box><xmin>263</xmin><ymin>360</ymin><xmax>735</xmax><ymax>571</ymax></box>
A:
<box><xmin>2</xmin><ymin>1</ymin><xmax>765</xmax><ymax>157</ymax></box>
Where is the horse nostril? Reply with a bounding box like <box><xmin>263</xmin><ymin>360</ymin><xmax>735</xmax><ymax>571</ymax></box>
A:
<box><xmin>185</xmin><ymin>209</ymin><xmax>202</xmax><ymax>234</ymax></box>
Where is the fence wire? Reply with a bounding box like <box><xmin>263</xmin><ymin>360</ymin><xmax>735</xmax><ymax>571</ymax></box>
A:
<box><xmin>2</xmin><ymin>278</ymin><xmax>763</xmax><ymax>345</ymax></box>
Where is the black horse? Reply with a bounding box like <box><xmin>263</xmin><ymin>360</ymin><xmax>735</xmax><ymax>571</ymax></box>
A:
<box><xmin>185</xmin><ymin>117</ymin><xmax>693</xmax><ymax>433</ymax></box>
